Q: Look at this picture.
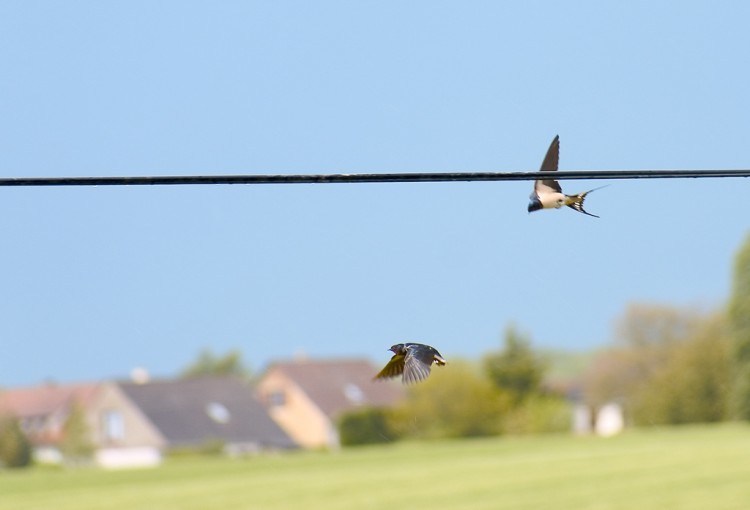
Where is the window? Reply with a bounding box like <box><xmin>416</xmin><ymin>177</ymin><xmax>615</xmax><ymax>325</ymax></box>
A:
<box><xmin>343</xmin><ymin>383</ymin><xmax>364</xmax><ymax>405</ymax></box>
<box><xmin>267</xmin><ymin>390</ymin><xmax>286</xmax><ymax>407</ymax></box>
<box><xmin>206</xmin><ymin>402</ymin><xmax>231</xmax><ymax>424</ymax></box>
<box><xmin>101</xmin><ymin>410</ymin><xmax>124</xmax><ymax>442</ymax></box>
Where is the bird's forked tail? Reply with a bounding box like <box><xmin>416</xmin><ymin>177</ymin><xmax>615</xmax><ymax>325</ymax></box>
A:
<box><xmin>565</xmin><ymin>185</ymin><xmax>608</xmax><ymax>218</ymax></box>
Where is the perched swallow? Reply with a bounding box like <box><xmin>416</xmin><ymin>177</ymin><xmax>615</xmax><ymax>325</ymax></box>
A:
<box><xmin>528</xmin><ymin>135</ymin><xmax>604</xmax><ymax>218</ymax></box>
<box><xmin>373</xmin><ymin>343</ymin><xmax>447</xmax><ymax>384</ymax></box>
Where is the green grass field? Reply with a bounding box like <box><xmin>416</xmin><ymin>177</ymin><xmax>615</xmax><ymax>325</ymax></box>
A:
<box><xmin>1</xmin><ymin>424</ymin><xmax>749</xmax><ymax>510</ymax></box>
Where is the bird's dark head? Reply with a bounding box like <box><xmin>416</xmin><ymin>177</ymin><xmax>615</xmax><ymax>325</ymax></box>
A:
<box><xmin>527</xmin><ymin>196</ymin><xmax>542</xmax><ymax>213</ymax></box>
<box><xmin>388</xmin><ymin>344</ymin><xmax>405</xmax><ymax>354</ymax></box>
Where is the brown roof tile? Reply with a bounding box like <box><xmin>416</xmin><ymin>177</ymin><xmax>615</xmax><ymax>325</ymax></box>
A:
<box><xmin>268</xmin><ymin>358</ymin><xmax>404</xmax><ymax>417</ymax></box>
<box><xmin>0</xmin><ymin>383</ymin><xmax>100</xmax><ymax>418</ymax></box>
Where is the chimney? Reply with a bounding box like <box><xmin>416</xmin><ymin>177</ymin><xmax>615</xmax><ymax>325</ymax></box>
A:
<box><xmin>130</xmin><ymin>367</ymin><xmax>150</xmax><ymax>384</ymax></box>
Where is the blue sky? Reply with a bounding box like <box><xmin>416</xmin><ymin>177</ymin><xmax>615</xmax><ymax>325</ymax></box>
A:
<box><xmin>1</xmin><ymin>1</ymin><xmax>748</xmax><ymax>386</ymax></box>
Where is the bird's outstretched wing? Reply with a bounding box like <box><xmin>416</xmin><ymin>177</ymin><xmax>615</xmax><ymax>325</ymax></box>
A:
<box><xmin>402</xmin><ymin>345</ymin><xmax>436</xmax><ymax>384</ymax></box>
<box><xmin>535</xmin><ymin>135</ymin><xmax>562</xmax><ymax>194</ymax></box>
<box><xmin>373</xmin><ymin>353</ymin><xmax>406</xmax><ymax>380</ymax></box>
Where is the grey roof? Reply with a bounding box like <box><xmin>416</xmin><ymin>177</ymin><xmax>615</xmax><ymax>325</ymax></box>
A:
<box><xmin>118</xmin><ymin>377</ymin><xmax>296</xmax><ymax>449</ymax></box>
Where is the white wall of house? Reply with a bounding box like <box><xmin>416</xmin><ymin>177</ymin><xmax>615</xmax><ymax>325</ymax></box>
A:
<box><xmin>572</xmin><ymin>403</ymin><xmax>593</xmax><ymax>435</ymax></box>
<box><xmin>95</xmin><ymin>447</ymin><xmax>162</xmax><ymax>469</ymax></box>
<box><xmin>33</xmin><ymin>446</ymin><xmax>63</xmax><ymax>465</ymax></box>
<box><xmin>571</xmin><ymin>402</ymin><xmax>625</xmax><ymax>437</ymax></box>
<box><xmin>595</xmin><ymin>403</ymin><xmax>625</xmax><ymax>437</ymax></box>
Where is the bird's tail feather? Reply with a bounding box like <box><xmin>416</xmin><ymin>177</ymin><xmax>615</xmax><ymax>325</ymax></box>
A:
<box><xmin>565</xmin><ymin>185</ymin><xmax>607</xmax><ymax>218</ymax></box>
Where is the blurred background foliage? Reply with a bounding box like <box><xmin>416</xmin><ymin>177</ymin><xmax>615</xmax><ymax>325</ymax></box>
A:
<box><xmin>584</xmin><ymin>307</ymin><xmax>731</xmax><ymax>426</ymax></box>
<box><xmin>338</xmin><ymin>230</ymin><xmax>750</xmax><ymax>445</ymax></box>
<box><xmin>180</xmin><ymin>348</ymin><xmax>252</xmax><ymax>380</ymax></box>
<box><xmin>0</xmin><ymin>415</ymin><xmax>32</xmax><ymax>468</ymax></box>
<box><xmin>729</xmin><ymin>233</ymin><xmax>750</xmax><ymax>419</ymax></box>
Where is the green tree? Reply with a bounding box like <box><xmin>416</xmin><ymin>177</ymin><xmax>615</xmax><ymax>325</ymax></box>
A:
<box><xmin>338</xmin><ymin>408</ymin><xmax>397</xmax><ymax>446</ymax></box>
<box><xmin>630</xmin><ymin>313</ymin><xmax>731</xmax><ymax>425</ymax></box>
<box><xmin>583</xmin><ymin>304</ymin><xmax>731</xmax><ymax>426</ymax></box>
<box><xmin>615</xmin><ymin>303</ymin><xmax>701</xmax><ymax>350</ymax></box>
<box><xmin>502</xmin><ymin>395</ymin><xmax>572</xmax><ymax>435</ymax></box>
<box><xmin>60</xmin><ymin>402</ymin><xmax>94</xmax><ymax>465</ymax></box>
<box><xmin>390</xmin><ymin>360</ymin><xmax>509</xmax><ymax>439</ymax></box>
<box><xmin>181</xmin><ymin>348</ymin><xmax>250</xmax><ymax>379</ymax></box>
<box><xmin>585</xmin><ymin>304</ymin><xmax>702</xmax><ymax>406</ymax></box>
<box><xmin>484</xmin><ymin>325</ymin><xmax>546</xmax><ymax>405</ymax></box>
<box><xmin>0</xmin><ymin>415</ymin><xmax>32</xmax><ymax>469</ymax></box>
<box><xmin>728</xmin><ymin>232</ymin><xmax>750</xmax><ymax>420</ymax></box>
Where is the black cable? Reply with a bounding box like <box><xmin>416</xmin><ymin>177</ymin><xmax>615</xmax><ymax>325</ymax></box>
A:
<box><xmin>0</xmin><ymin>169</ymin><xmax>748</xmax><ymax>187</ymax></box>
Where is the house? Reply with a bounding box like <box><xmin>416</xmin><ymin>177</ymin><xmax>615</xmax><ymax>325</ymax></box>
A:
<box><xmin>89</xmin><ymin>382</ymin><xmax>166</xmax><ymax>467</ymax></box>
<box><xmin>0</xmin><ymin>376</ymin><xmax>296</xmax><ymax>468</ymax></box>
<box><xmin>257</xmin><ymin>358</ymin><xmax>404</xmax><ymax>449</ymax></box>
<box><xmin>117</xmin><ymin>376</ymin><xmax>297</xmax><ymax>455</ymax></box>
<box><xmin>0</xmin><ymin>382</ymin><xmax>97</xmax><ymax>464</ymax></box>
<box><xmin>0</xmin><ymin>381</ymin><xmax>164</xmax><ymax>468</ymax></box>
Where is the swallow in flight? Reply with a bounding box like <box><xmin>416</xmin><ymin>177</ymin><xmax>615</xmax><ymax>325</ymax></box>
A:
<box><xmin>527</xmin><ymin>135</ymin><xmax>605</xmax><ymax>218</ymax></box>
<box><xmin>374</xmin><ymin>343</ymin><xmax>447</xmax><ymax>384</ymax></box>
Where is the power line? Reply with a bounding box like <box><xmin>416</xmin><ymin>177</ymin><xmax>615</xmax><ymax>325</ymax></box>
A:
<box><xmin>0</xmin><ymin>169</ymin><xmax>748</xmax><ymax>187</ymax></box>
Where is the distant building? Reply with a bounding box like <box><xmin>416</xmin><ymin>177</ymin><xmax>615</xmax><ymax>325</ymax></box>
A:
<box><xmin>0</xmin><ymin>382</ymin><xmax>97</xmax><ymax>464</ymax></box>
<box><xmin>257</xmin><ymin>358</ymin><xmax>404</xmax><ymax>449</ymax></box>
<box><xmin>572</xmin><ymin>403</ymin><xmax>593</xmax><ymax>435</ymax></box>
<box><xmin>87</xmin><ymin>382</ymin><xmax>166</xmax><ymax>468</ymax></box>
<box><xmin>118</xmin><ymin>376</ymin><xmax>297</xmax><ymax>456</ymax></box>
<box><xmin>0</xmin><ymin>376</ymin><xmax>296</xmax><ymax>468</ymax></box>
<box><xmin>594</xmin><ymin>402</ymin><xmax>625</xmax><ymax>437</ymax></box>
<box><xmin>572</xmin><ymin>401</ymin><xmax>625</xmax><ymax>437</ymax></box>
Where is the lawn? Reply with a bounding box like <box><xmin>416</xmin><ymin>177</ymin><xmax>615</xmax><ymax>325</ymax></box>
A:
<box><xmin>1</xmin><ymin>424</ymin><xmax>749</xmax><ymax>510</ymax></box>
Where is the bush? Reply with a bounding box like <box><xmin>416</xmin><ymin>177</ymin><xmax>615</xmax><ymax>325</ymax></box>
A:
<box><xmin>389</xmin><ymin>361</ymin><xmax>509</xmax><ymax>440</ymax></box>
<box><xmin>339</xmin><ymin>408</ymin><xmax>397</xmax><ymax>446</ymax></box>
<box><xmin>502</xmin><ymin>395</ymin><xmax>572</xmax><ymax>435</ymax></box>
<box><xmin>0</xmin><ymin>416</ymin><xmax>32</xmax><ymax>469</ymax></box>
<box><xmin>60</xmin><ymin>402</ymin><xmax>94</xmax><ymax>465</ymax></box>
<box><xmin>630</xmin><ymin>315</ymin><xmax>731</xmax><ymax>425</ymax></box>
